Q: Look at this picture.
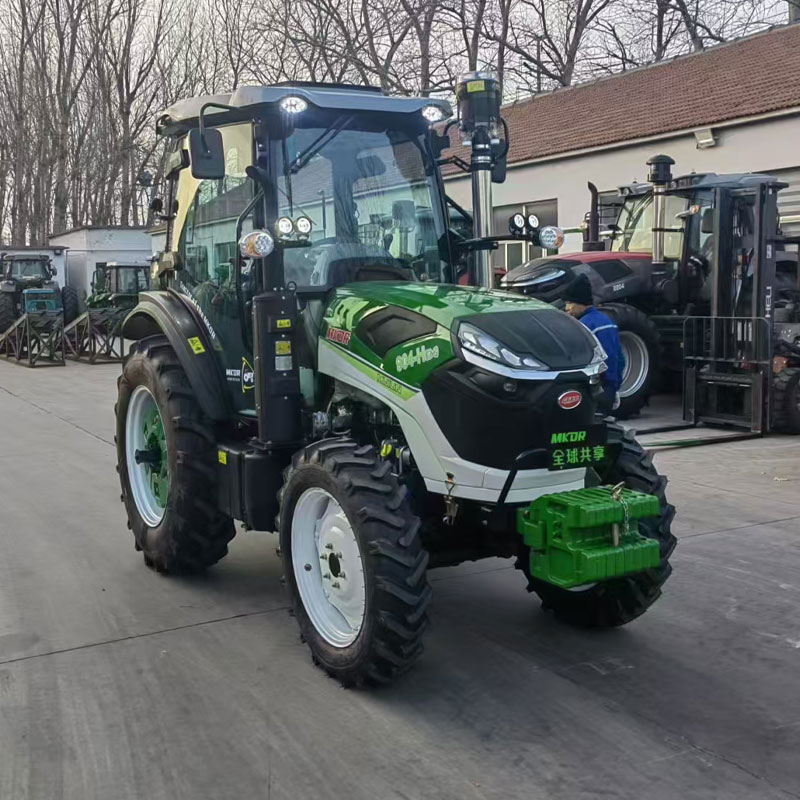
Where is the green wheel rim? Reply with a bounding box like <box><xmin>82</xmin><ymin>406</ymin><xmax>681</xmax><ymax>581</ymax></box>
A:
<box><xmin>125</xmin><ymin>385</ymin><xmax>169</xmax><ymax>526</ymax></box>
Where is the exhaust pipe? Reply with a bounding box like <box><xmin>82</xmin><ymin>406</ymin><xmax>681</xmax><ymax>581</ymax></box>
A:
<box><xmin>647</xmin><ymin>154</ymin><xmax>675</xmax><ymax>267</ymax></box>
<box><xmin>456</xmin><ymin>71</ymin><xmax>502</xmax><ymax>288</ymax></box>
<box><xmin>583</xmin><ymin>182</ymin><xmax>601</xmax><ymax>251</ymax></box>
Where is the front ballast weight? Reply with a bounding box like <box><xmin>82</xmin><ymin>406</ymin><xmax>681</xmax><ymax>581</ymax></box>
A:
<box><xmin>518</xmin><ymin>487</ymin><xmax>661</xmax><ymax>589</ymax></box>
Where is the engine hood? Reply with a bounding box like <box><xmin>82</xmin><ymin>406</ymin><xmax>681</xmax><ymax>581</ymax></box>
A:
<box><xmin>320</xmin><ymin>281</ymin><xmax>599</xmax><ymax>390</ymax></box>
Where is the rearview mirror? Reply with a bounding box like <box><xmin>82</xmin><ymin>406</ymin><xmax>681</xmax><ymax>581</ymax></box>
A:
<box><xmin>188</xmin><ymin>128</ymin><xmax>225</xmax><ymax>180</ymax></box>
<box><xmin>700</xmin><ymin>208</ymin><xmax>714</xmax><ymax>235</ymax></box>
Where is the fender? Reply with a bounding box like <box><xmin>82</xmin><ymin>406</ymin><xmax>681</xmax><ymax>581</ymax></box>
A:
<box><xmin>122</xmin><ymin>290</ymin><xmax>231</xmax><ymax>420</ymax></box>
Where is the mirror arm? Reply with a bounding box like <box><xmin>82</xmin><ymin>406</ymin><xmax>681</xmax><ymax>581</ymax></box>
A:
<box><xmin>198</xmin><ymin>101</ymin><xmax>236</xmax><ymax>152</ymax></box>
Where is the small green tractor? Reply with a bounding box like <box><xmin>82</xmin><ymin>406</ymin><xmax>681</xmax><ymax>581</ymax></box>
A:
<box><xmin>115</xmin><ymin>78</ymin><xmax>676</xmax><ymax>686</ymax></box>
<box><xmin>87</xmin><ymin>263</ymin><xmax>150</xmax><ymax>309</ymax></box>
<box><xmin>0</xmin><ymin>253</ymin><xmax>78</xmax><ymax>332</ymax></box>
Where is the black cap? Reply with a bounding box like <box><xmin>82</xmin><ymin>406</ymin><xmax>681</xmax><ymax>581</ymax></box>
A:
<box><xmin>564</xmin><ymin>274</ymin><xmax>593</xmax><ymax>306</ymax></box>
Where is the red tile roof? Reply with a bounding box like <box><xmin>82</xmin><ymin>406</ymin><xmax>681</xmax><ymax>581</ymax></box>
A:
<box><xmin>485</xmin><ymin>23</ymin><xmax>800</xmax><ymax>165</ymax></box>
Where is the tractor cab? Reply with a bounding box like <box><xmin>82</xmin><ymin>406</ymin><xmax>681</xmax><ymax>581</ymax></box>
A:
<box><xmin>1</xmin><ymin>254</ymin><xmax>55</xmax><ymax>287</ymax></box>
<box><xmin>89</xmin><ymin>263</ymin><xmax>150</xmax><ymax>308</ymax></box>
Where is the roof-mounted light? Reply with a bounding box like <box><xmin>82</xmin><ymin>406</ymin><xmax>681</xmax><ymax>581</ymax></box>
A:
<box><xmin>421</xmin><ymin>104</ymin><xmax>447</xmax><ymax>123</ymax></box>
<box><xmin>280</xmin><ymin>96</ymin><xmax>307</xmax><ymax>114</ymax></box>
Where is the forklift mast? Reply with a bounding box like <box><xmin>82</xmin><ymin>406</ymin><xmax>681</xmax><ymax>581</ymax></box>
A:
<box><xmin>685</xmin><ymin>179</ymin><xmax>788</xmax><ymax>433</ymax></box>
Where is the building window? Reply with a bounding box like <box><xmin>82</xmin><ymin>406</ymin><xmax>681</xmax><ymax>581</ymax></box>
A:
<box><xmin>492</xmin><ymin>199</ymin><xmax>558</xmax><ymax>271</ymax></box>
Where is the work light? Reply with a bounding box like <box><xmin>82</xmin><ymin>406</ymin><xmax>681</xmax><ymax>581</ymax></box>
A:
<box><xmin>280</xmin><ymin>96</ymin><xmax>307</xmax><ymax>114</ymax></box>
<box><xmin>275</xmin><ymin>216</ymin><xmax>294</xmax><ymax>237</ymax></box>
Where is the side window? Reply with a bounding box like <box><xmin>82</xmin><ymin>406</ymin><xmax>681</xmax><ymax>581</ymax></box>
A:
<box><xmin>177</xmin><ymin>123</ymin><xmax>253</xmax><ymax>290</ymax></box>
<box><xmin>664</xmin><ymin>195</ymin><xmax>688</xmax><ymax>260</ymax></box>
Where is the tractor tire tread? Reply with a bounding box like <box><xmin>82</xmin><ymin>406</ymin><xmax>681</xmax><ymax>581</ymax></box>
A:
<box><xmin>279</xmin><ymin>438</ymin><xmax>430</xmax><ymax>687</ymax></box>
<box><xmin>117</xmin><ymin>336</ymin><xmax>234</xmax><ymax>574</ymax></box>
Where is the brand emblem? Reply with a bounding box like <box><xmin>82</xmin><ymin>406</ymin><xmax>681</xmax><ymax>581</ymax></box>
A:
<box><xmin>557</xmin><ymin>390</ymin><xmax>582</xmax><ymax>410</ymax></box>
<box><xmin>326</xmin><ymin>327</ymin><xmax>351</xmax><ymax>346</ymax></box>
<box><xmin>241</xmin><ymin>357</ymin><xmax>255</xmax><ymax>393</ymax></box>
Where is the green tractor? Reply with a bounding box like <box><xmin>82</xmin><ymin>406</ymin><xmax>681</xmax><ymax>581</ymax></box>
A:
<box><xmin>0</xmin><ymin>253</ymin><xmax>79</xmax><ymax>332</ymax></box>
<box><xmin>87</xmin><ymin>262</ymin><xmax>150</xmax><ymax>309</ymax></box>
<box><xmin>116</xmin><ymin>78</ymin><xmax>676</xmax><ymax>686</ymax></box>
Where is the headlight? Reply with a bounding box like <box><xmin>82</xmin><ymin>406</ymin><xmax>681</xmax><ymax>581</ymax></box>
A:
<box><xmin>295</xmin><ymin>216</ymin><xmax>313</xmax><ymax>236</ymax></box>
<box><xmin>506</xmin><ymin>267</ymin><xmax>566</xmax><ymax>288</ymax></box>
<box><xmin>239</xmin><ymin>230</ymin><xmax>275</xmax><ymax>258</ymax></box>
<box><xmin>538</xmin><ymin>225</ymin><xmax>564</xmax><ymax>249</ymax></box>
<box><xmin>458</xmin><ymin>322</ymin><xmax>548</xmax><ymax>371</ymax></box>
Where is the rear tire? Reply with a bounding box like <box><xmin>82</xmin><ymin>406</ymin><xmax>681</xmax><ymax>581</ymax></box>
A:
<box><xmin>115</xmin><ymin>335</ymin><xmax>235</xmax><ymax>573</ymax></box>
<box><xmin>600</xmin><ymin>304</ymin><xmax>661</xmax><ymax>419</ymax></box>
<box><xmin>61</xmin><ymin>285</ymin><xmax>79</xmax><ymax>324</ymax></box>
<box><xmin>771</xmin><ymin>368</ymin><xmax>800</xmax><ymax>433</ymax></box>
<box><xmin>0</xmin><ymin>293</ymin><xmax>16</xmax><ymax>334</ymax></box>
<box><xmin>519</xmin><ymin>424</ymin><xmax>676</xmax><ymax>627</ymax></box>
<box><xmin>279</xmin><ymin>439</ymin><xmax>431</xmax><ymax>686</ymax></box>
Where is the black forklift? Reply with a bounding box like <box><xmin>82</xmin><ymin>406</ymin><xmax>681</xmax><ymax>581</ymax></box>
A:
<box><xmin>503</xmin><ymin>156</ymin><xmax>800</xmax><ymax>433</ymax></box>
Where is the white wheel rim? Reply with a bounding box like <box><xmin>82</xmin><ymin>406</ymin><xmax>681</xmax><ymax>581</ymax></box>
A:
<box><xmin>291</xmin><ymin>487</ymin><xmax>366</xmax><ymax>647</ymax></box>
<box><xmin>619</xmin><ymin>331</ymin><xmax>650</xmax><ymax>398</ymax></box>
<box><xmin>125</xmin><ymin>385</ymin><xmax>167</xmax><ymax>527</ymax></box>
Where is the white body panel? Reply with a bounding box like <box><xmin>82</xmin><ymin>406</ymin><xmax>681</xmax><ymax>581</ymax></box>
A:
<box><xmin>318</xmin><ymin>340</ymin><xmax>586</xmax><ymax>503</ymax></box>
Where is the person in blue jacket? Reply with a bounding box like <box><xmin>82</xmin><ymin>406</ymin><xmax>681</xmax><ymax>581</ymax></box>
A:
<box><xmin>564</xmin><ymin>274</ymin><xmax>624</xmax><ymax>412</ymax></box>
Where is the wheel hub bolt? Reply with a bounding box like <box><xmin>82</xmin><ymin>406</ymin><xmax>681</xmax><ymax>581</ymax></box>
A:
<box><xmin>325</xmin><ymin>543</ymin><xmax>334</xmax><ymax>550</ymax></box>
<box><xmin>323</xmin><ymin>572</ymin><xmax>331</xmax><ymax>580</ymax></box>
<box><xmin>304</xmin><ymin>563</ymin><xmax>312</xmax><ymax>571</ymax></box>
<box><xmin>320</xmin><ymin>553</ymin><xmax>328</xmax><ymax>560</ymax></box>
<box><xmin>331</xmin><ymin>581</ymin><xmax>340</xmax><ymax>588</ymax></box>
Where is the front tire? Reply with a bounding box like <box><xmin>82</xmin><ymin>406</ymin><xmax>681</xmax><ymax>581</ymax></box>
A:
<box><xmin>115</xmin><ymin>336</ymin><xmax>235</xmax><ymax>573</ymax></box>
<box><xmin>519</xmin><ymin>424</ymin><xmax>676</xmax><ymax>627</ymax></box>
<box><xmin>0</xmin><ymin>292</ymin><xmax>17</xmax><ymax>334</ymax></box>
<box><xmin>771</xmin><ymin>367</ymin><xmax>800</xmax><ymax>433</ymax></box>
<box><xmin>279</xmin><ymin>439</ymin><xmax>431</xmax><ymax>686</ymax></box>
<box><xmin>600</xmin><ymin>304</ymin><xmax>661</xmax><ymax>419</ymax></box>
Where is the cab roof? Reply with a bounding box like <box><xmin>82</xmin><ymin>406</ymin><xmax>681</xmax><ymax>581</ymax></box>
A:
<box><xmin>157</xmin><ymin>83</ymin><xmax>452</xmax><ymax>136</ymax></box>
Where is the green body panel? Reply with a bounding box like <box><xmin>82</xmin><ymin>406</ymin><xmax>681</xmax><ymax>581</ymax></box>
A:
<box><xmin>518</xmin><ymin>488</ymin><xmax>661</xmax><ymax>589</ymax></box>
<box><xmin>322</xmin><ymin>281</ymin><xmax>551</xmax><ymax>389</ymax></box>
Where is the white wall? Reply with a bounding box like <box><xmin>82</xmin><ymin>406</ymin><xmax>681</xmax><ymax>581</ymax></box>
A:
<box><xmin>445</xmin><ymin>113</ymin><xmax>800</xmax><ymax>252</ymax></box>
<box><xmin>50</xmin><ymin>228</ymin><xmax>151</xmax><ymax>303</ymax></box>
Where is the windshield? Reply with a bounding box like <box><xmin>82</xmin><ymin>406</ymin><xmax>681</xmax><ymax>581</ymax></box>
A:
<box><xmin>113</xmin><ymin>267</ymin><xmax>148</xmax><ymax>293</ymax></box>
<box><xmin>8</xmin><ymin>259</ymin><xmax>49</xmax><ymax>279</ymax></box>
<box><xmin>274</xmin><ymin>117</ymin><xmax>448</xmax><ymax>287</ymax></box>
<box><xmin>612</xmin><ymin>193</ymin><xmax>687</xmax><ymax>258</ymax></box>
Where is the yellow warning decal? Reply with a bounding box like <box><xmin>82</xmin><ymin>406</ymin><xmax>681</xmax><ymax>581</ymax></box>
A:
<box><xmin>275</xmin><ymin>341</ymin><xmax>292</xmax><ymax>355</ymax></box>
<box><xmin>466</xmin><ymin>80</ymin><xmax>485</xmax><ymax>93</ymax></box>
<box><xmin>276</xmin><ymin>318</ymin><xmax>292</xmax><ymax>329</ymax></box>
<box><xmin>188</xmin><ymin>336</ymin><xmax>205</xmax><ymax>354</ymax></box>
<box><xmin>218</xmin><ymin>450</ymin><xmax>227</xmax><ymax>465</ymax></box>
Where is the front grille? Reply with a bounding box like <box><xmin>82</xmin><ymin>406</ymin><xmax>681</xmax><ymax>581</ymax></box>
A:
<box><xmin>422</xmin><ymin>361</ymin><xmax>598</xmax><ymax>469</ymax></box>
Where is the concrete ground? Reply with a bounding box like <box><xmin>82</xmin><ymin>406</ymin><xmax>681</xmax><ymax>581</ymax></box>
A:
<box><xmin>1</xmin><ymin>359</ymin><xmax>799</xmax><ymax>800</ymax></box>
